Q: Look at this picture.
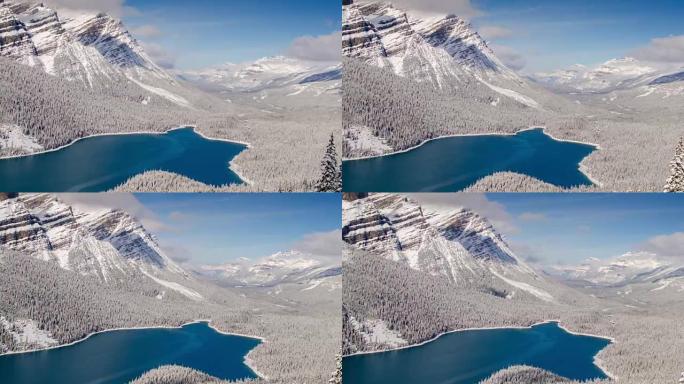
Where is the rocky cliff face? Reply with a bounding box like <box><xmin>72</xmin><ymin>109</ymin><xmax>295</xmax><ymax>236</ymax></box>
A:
<box><xmin>0</xmin><ymin>0</ymin><xmax>204</xmax><ymax>108</ymax></box>
<box><xmin>0</xmin><ymin>194</ymin><xmax>185</xmax><ymax>283</ymax></box>
<box><xmin>342</xmin><ymin>1</ymin><xmax>520</xmax><ymax>88</ymax></box>
<box><xmin>0</xmin><ymin>4</ymin><xmax>38</xmax><ymax>62</ymax></box>
<box><xmin>343</xmin><ymin>194</ymin><xmax>554</xmax><ymax>301</ymax></box>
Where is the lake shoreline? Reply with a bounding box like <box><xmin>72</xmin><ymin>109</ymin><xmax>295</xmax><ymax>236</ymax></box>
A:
<box><xmin>0</xmin><ymin>125</ymin><xmax>252</xmax><ymax>160</ymax></box>
<box><xmin>0</xmin><ymin>125</ymin><xmax>255</xmax><ymax>188</ymax></box>
<box><xmin>343</xmin><ymin>126</ymin><xmax>602</xmax><ymax>190</ymax></box>
<box><xmin>0</xmin><ymin>319</ymin><xmax>267</xmax><ymax>380</ymax></box>
<box><xmin>343</xmin><ymin>319</ymin><xmax>614</xmax><ymax>362</ymax></box>
<box><xmin>343</xmin><ymin>126</ymin><xmax>601</xmax><ymax>161</ymax></box>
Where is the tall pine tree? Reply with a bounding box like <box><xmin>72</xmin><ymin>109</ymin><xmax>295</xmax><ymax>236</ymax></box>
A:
<box><xmin>316</xmin><ymin>133</ymin><xmax>342</xmax><ymax>192</ymax></box>
<box><xmin>665</xmin><ymin>138</ymin><xmax>684</xmax><ymax>192</ymax></box>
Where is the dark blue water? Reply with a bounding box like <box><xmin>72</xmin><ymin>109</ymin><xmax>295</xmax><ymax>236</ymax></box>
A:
<box><xmin>0</xmin><ymin>322</ymin><xmax>261</xmax><ymax>384</ymax></box>
<box><xmin>343</xmin><ymin>128</ymin><xmax>596</xmax><ymax>192</ymax></box>
<box><xmin>0</xmin><ymin>127</ymin><xmax>247</xmax><ymax>192</ymax></box>
<box><xmin>343</xmin><ymin>322</ymin><xmax>611</xmax><ymax>384</ymax></box>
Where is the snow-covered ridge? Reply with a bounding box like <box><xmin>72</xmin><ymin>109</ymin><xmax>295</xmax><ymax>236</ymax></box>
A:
<box><xmin>196</xmin><ymin>250</ymin><xmax>341</xmax><ymax>287</ymax></box>
<box><xmin>0</xmin><ymin>0</ymin><xmax>184</xmax><ymax>98</ymax></box>
<box><xmin>342</xmin><ymin>1</ymin><xmax>520</xmax><ymax>88</ymax></box>
<box><xmin>552</xmin><ymin>251</ymin><xmax>684</xmax><ymax>289</ymax></box>
<box><xmin>532</xmin><ymin>57</ymin><xmax>675</xmax><ymax>93</ymax></box>
<box><xmin>343</xmin><ymin>194</ymin><xmax>543</xmax><ymax>293</ymax></box>
<box><xmin>181</xmin><ymin>56</ymin><xmax>341</xmax><ymax>93</ymax></box>
<box><xmin>0</xmin><ymin>194</ymin><xmax>186</xmax><ymax>283</ymax></box>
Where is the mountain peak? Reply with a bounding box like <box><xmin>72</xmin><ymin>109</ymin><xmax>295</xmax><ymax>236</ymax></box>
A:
<box><xmin>342</xmin><ymin>0</ymin><xmax>520</xmax><ymax>88</ymax></box>
<box><xmin>0</xmin><ymin>194</ymin><xmax>185</xmax><ymax>281</ymax></box>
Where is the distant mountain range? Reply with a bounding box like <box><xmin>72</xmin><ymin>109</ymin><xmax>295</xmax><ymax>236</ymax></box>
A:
<box><xmin>551</xmin><ymin>252</ymin><xmax>684</xmax><ymax>292</ymax></box>
<box><xmin>532</xmin><ymin>57</ymin><xmax>684</xmax><ymax>94</ymax></box>
<box><xmin>180</xmin><ymin>56</ymin><xmax>341</xmax><ymax>93</ymax></box>
<box><xmin>195</xmin><ymin>250</ymin><xmax>341</xmax><ymax>288</ymax></box>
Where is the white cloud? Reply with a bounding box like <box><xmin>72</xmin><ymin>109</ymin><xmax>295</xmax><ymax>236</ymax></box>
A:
<box><xmin>286</xmin><ymin>31</ymin><xmax>341</xmax><ymax>62</ymax></box>
<box><xmin>291</xmin><ymin>230</ymin><xmax>342</xmax><ymax>263</ymax></box>
<box><xmin>45</xmin><ymin>0</ymin><xmax>138</xmax><ymax>17</ymax></box>
<box><xmin>407</xmin><ymin>193</ymin><xmax>518</xmax><ymax>234</ymax></box>
<box><xmin>140</xmin><ymin>42</ymin><xmax>176</xmax><ymax>69</ymax></box>
<box><xmin>478</xmin><ymin>25</ymin><xmax>514</xmax><ymax>40</ymax></box>
<box><xmin>641</xmin><ymin>232</ymin><xmax>684</xmax><ymax>259</ymax></box>
<box><xmin>359</xmin><ymin>0</ymin><xmax>481</xmax><ymax>19</ymax></box>
<box><xmin>57</xmin><ymin>193</ymin><xmax>171</xmax><ymax>233</ymax></box>
<box><xmin>130</xmin><ymin>25</ymin><xmax>162</xmax><ymax>38</ymax></box>
<box><xmin>490</xmin><ymin>44</ymin><xmax>526</xmax><ymax>71</ymax></box>
<box><xmin>631</xmin><ymin>35</ymin><xmax>684</xmax><ymax>64</ymax></box>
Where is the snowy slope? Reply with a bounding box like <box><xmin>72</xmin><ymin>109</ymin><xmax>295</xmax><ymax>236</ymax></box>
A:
<box><xmin>532</xmin><ymin>57</ymin><xmax>676</xmax><ymax>93</ymax></box>
<box><xmin>343</xmin><ymin>1</ymin><xmax>520</xmax><ymax>84</ymax></box>
<box><xmin>342</xmin><ymin>0</ymin><xmax>541</xmax><ymax>109</ymax></box>
<box><xmin>343</xmin><ymin>194</ymin><xmax>554</xmax><ymax>302</ymax></box>
<box><xmin>0</xmin><ymin>1</ymin><xmax>207</xmax><ymax>108</ymax></box>
<box><xmin>0</xmin><ymin>194</ymin><xmax>197</xmax><ymax>295</ymax></box>
<box><xmin>196</xmin><ymin>250</ymin><xmax>341</xmax><ymax>288</ymax></box>
<box><xmin>181</xmin><ymin>56</ymin><xmax>341</xmax><ymax>94</ymax></box>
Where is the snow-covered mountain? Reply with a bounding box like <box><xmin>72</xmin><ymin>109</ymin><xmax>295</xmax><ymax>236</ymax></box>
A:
<box><xmin>0</xmin><ymin>194</ymin><xmax>200</xmax><ymax>294</ymax></box>
<box><xmin>343</xmin><ymin>194</ymin><xmax>554</xmax><ymax>302</ymax></box>
<box><xmin>0</xmin><ymin>1</ymin><xmax>204</xmax><ymax>107</ymax></box>
<box><xmin>552</xmin><ymin>252</ymin><xmax>684</xmax><ymax>291</ymax></box>
<box><xmin>532</xmin><ymin>57</ymin><xmax>684</xmax><ymax>94</ymax></box>
<box><xmin>181</xmin><ymin>56</ymin><xmax>341</xmax><ymax>94</ymax></box>
<box><xmin>343</xmin><ymin>0</ymin><xmax>521</xmax><ymax>88</ymax></box>
<box><xmin>195</xmin><ymin>250</ymin><xmax>341</xmax><ymax>288</ymax></box>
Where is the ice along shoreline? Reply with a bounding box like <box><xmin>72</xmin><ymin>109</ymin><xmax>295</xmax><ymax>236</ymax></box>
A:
<box><xmin>344</xmin><ymin>126</ymin><xmax>603</xmax><ymax>189</ymax></box>
<box><xmin>0</xmin><ymin>125</ymin><xmax>255</xmax><ymax>187</ymax></box>
<box><xmin>0</xmin><ymin>319</ymin><xmax>268</xmax><ymax>380</ymax></box>
<box><xmin>343</xmin><ymin>319</ymin><xmax>616</xmax><ymax>380</ymax></box>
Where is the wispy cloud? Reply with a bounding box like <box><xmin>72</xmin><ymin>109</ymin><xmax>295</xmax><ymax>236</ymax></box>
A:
<box><xmin>407</xmin><ymin>193</ymin><xmax>518</xmax><ymax>235</ymax></box>
<box><xmin>361</xmin><ymin>0</ymin><xmax>482</xmax><ymax>19</ymax></box>
<box><xmin>291</xmin><ymin>229</ymin><xmax>342</xmax><ymax>264</ymax></box>
<box><xmin>640</xmin><ymin>232</ymin><xmax>684</xmax><ymax>259</ymax></box>
<box><xmin>45</xmin><ymin>0</ymin><xmax>138</xmax><ymax>17</ymax></box>
<box><xmin>286</xmin><ymin>31</ymin><xmax>341</xmax><ymax>62</ymax></box>
<box><xmin>57</xmin><ymin>193</ymin><xmax>172</xmax><ymax>233</ymax></box>
<box><xmin>631</xmin><ymin>35</ymin><xmax>684</xmax><ymax>64</ymax></box>
<box><xmin>130</xmin><ymin>24</ymin><xmax>162</xmax><ymax>38</ymax></box>
<box><xmin>479</xmin><ymin>25</ymin><xmax>514</xmax><ymax>40</ymax></box>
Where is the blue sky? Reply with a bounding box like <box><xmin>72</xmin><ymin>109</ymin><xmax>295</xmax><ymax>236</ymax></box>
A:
<box><xmin>486</xmin><ymin>193</ymin><xmax>684</xmax><ymax>266</ymax></box>
<box><xmin>134</xmin><ymin>193</ymin><xmax>341</xmax><ymax>265</ymax></box>
<box><xmin>107</xmin><ymin>0</ymin><xmax>340</xmax><ymax>69</ymax></box>
<box><xmin>472</xmin><ymin>0</ymin><xmax>684</xmax><ymax>72</ymax></box>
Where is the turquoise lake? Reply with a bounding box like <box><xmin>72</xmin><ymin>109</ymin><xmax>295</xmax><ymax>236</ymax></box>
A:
<box><xmin>0</xmin><ymin>322</ymin><xmax>261</xmax><ymax>384</ymax></box>
<box><xmin>0</xmin><ymin>127</ymin><xmax>247</xmax><ymax>192</ymax></box>
<box><xmin>343</xmin><ymin>322</ymin><xmax>611</xmax><ymax>384</ymax></box>
<box><xmin>343</xmin><ymin>128</ymin><xmax>597</xmax><ymax>192</ymax></box>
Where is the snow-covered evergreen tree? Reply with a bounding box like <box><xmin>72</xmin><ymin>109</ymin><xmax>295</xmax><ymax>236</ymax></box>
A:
<box><xmin>665</xmin><ymin>138</ymin><xmax>684</xmax><ymax>192</ymax></box>
<box><xmin>316</xmin><ymin>133</ymin><xmax>342</xmax><ymax>192</ymax></box>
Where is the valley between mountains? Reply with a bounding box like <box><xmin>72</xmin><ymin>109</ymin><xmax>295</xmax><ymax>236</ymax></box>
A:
<box><xmin>342</xmin><ymin>0</ymin><xmax>684</xmax><ymax>192</ymax></box>
<box><xmin>0</xmin><ymin>193</ymin><xmax>341</xmax><ymax>383</ymax></box>
<box><xmin>342</xmin><ymin>193</ymin><xmax>684</xmax><ymax>383</ymax></box>
<box><xmin>0</xmin><ymin>0</ymin><xmax>340</xmax><ymax>191</ymax></box>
